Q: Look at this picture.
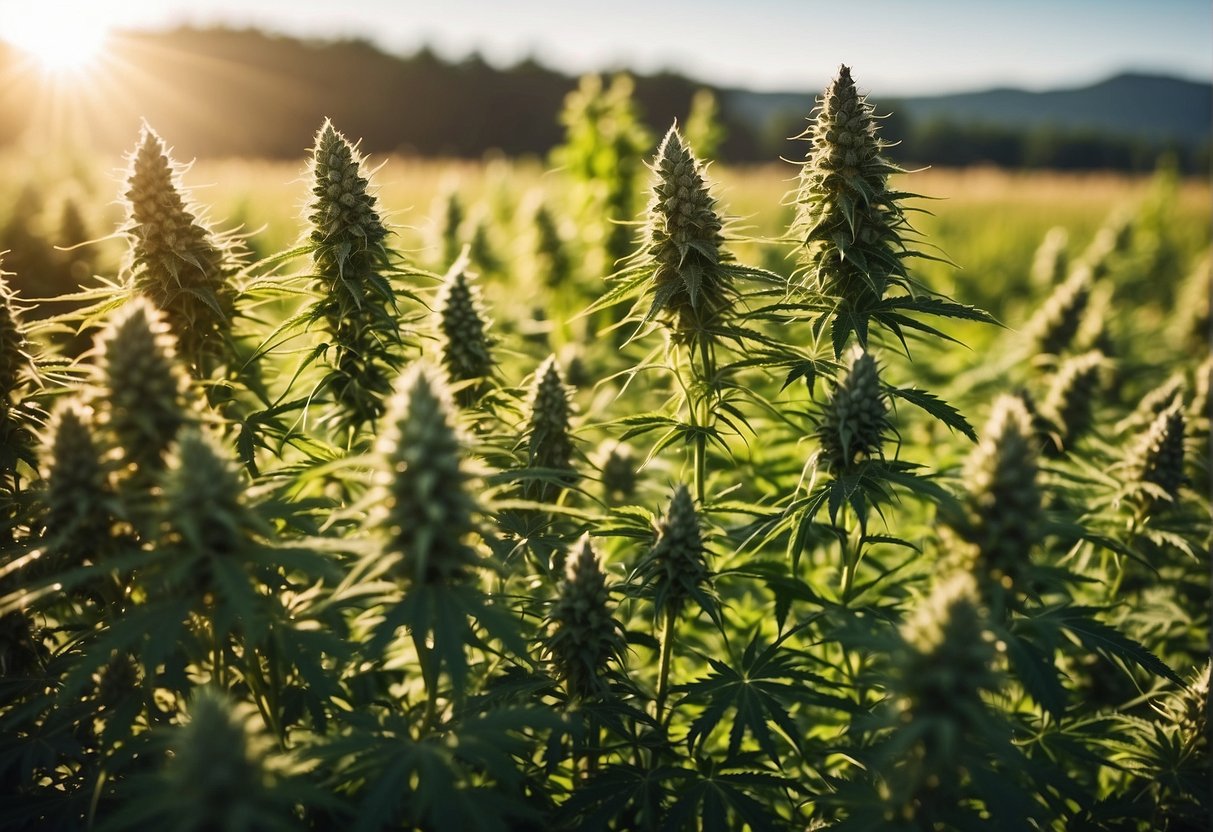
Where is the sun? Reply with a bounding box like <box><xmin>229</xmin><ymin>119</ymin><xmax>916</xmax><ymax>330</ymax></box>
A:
<box><xmin>2</xmin><ymin>8</ymin><xmax>110</xmax><ymax>75</ymax></box>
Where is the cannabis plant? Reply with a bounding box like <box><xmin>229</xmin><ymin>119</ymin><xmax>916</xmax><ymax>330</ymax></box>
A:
<box><xmin>1126</xmin><ymin>402</ymin><xmax>1186</xmax><ymax>507</ymax></box>
<box><xmin>1041</xmin><ymin>350</ymin><xmax>1105</xmax><ymax>453</ymax></box>
<box><xmin>585</xmin><ymin>124</ymin><xmax>776</xmax><ymax>502</ymax></box>
<box><xmin>632</xmin><ymin>126</ymin><xmax>734</xmax><ymax>343</ymax></box>
<box><xmin>552</xmin><ymin>73</ymin><xmax>652</xmax><ymax>270</ymax></box>
<box><xmin>432</xmin><ymin>183</ymin><xmax>466</xmax><ymax>270</ymax></box>
<box><xmin>597</xmin><ymin>440</ymin><xmax>637</xmax><ymax>503</ymax></box>
<box><xmin>816</xmin><ymin>346</ymin><xmax>892</xmax><ymax>474</ymax></box>
<box><xmin>546</xmin><ymin>535</ymin><xmax>625</xmax><ymax>700</ymax></box>
<box><xmin>1</xmin><ymin>58</ymin><xmax>1207</xmax><ymax>832</ymax></box>
<box><xmin>523</xmin><ymin>355</ymin><xmax>577</xmax><ymax>501</ymax></box>
<box><xmin>1025</xmin><ymin>261</ymin><xmax>1092</xmax><ymax>358</ymax></box>
<box><xmin>122</xmin><ymin>124</ymin><xmax>239</xmax><ymax>373</ymax></box>
<box><xmin>104</xmin><ymin>690</ymin><xmax>307</xmax><ymax>831</ymax></box>
<box><xmin>362</xmin><ymin>362</ymin><xmax>511</xmax><ymax>714</ymax></box>
<box><xmin>0</xmin><ymin>271</ymin><xmax>38</xmax><ymax>546</ymax></box>
<box><xmin>159</xmin><ymin>427</ymin><xmax>261</xmax><ymax>600</ymax></box>
<box><xmin>39</xmin><ymin>400</ymin><xmax>113</xmax><ymax>577</ymax></box>
<box><xmin>1030</xmin><ymin>226</ymin><xmax>1069</xmax><ymax>289</ymax></box>
<box><xmin>93</xmin><ymin>299</ymin><xmax>191</xmax><ymax>502</ymax></box>
<box><xmin>374</xmin><ymin>362</ymin><xmax>480</xmax><ymax>587</ymax></box>
<box><xmin>791</xmin><ymin>65</ymin><xmax>986</xmax><ymax>355</ymax></box>
<box><xmin>635</xmin><ymin>484</ymin><xmax>714</xmax><ymax>719</ymax></box>
<box><xmin>955</xmin><ymin>395</ymin><xmax>1041</xmax><ymax>609</ymax></box>
<box><xmin>434</xmin><ymin>255</ymin><xmax>495</xmax><ymax>407</ymax></box>
<box><xmin>831</xmin><ymin>572</ymin><xmax>1040</xmax><ymax>829</ymax></box>
<box><xmin>306</xmin><ymin>119</ymin><xmax>409</xmax><ymax>433</ymax></box>
<box><xmin>523</xmin><ymin>192</ymin><xmax>573</xmax><ymax>290</ymax></box>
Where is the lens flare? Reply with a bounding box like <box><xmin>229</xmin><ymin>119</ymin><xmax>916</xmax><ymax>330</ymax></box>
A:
<box><xmin>3</xmin><ymin>8</ymin><xmax>110</xmax><ymax>75</ymax></box>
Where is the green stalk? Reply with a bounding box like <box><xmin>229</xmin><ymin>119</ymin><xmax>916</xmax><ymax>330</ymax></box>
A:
<box><xmin>690</xmin><ymin>337</ymin><xmax>717</xmax><ymax>505</ymax></box>
<box><xmin>245</xmin><ymin>655</ymin><xmax>287</xmax><ymax>750</ymax></box>
<box><xmin>839</xmin><ymin>505</ymin><xmax>856</xmax><ymax>604</ymax></box>
<box><xmin>692</xmin><ymin>403</ymin><xmax>707</xmax><ymax>507</ymax></box>
<box><xmin>655</xmin><ymin>607</ymin><xmax>677</xmax><ymax>723</ymax></box>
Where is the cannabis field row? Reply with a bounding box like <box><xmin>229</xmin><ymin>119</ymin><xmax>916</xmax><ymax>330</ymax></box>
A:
<box><xmin>0</xmin><ymin>68</ymin><xmax>1208</xmax><ymax>830</ymax></box>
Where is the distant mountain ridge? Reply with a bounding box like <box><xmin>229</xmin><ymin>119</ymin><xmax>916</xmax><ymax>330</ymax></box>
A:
<box><xmin>725</xmin><ymin>72</ymin><xmax>1212</xmax><ymax>144</ymax></box>
<box><xmin>0</xmin><ymin>27</ymin><xmax>1206</xmax><ymax>168</ymax></box>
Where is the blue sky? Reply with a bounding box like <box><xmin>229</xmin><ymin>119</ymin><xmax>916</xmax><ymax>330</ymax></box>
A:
<box><xmin>2</xmin><ymin>0</ymin><xmax>1210</xmax><ymax>94</ymax></box>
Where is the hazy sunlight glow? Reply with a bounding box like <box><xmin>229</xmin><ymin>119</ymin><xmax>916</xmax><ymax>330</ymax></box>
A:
<box><xmin>4</xmin><ymin>9</ymin><xmax>109</xmax><ymax>74</ymax></box>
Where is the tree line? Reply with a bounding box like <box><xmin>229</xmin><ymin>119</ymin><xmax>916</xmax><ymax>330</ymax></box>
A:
<box><xmin>0</xmin><ymin>26</ymin><xmax>1206</xmax><ymax>172</ymax></box>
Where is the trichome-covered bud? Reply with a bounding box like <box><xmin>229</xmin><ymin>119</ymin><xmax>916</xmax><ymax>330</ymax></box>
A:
<box><xmin>435</xmin><ymin>256</ymin><xmax>494</xmax><ymax>406</ymax></box>
<box><xmin>1025</xmin><ymin>263</ymin><xmax>1092</xmax><ymax>357</ymax></box>
<box><xmin>1084</xmin><ymin>216</ymin><xmax>1131</xmax><ymax>281</ymax></box>
<box><xmin>546</xmin><ymin>535</ymin><xmax>625</xmax><ymax>699</ymax></box>
<box><xmin>465</xmin><ymin>210</ymin><xmax>499</xmax><ymax>274</ymax></box>
<box><xmin>376</xmin><ymin>363</ymin><xmax>479</xmax><ymax>585</ymax></box>
<box><xmin>1165</xmin><ymin>662</ymin><xmax>1209</xmax><ymax>752</ymax></box>
<box><xmin>1041</xmin><ymin>350</ymin><xmax>1105</xmax><ymax>452</ymax></box>
<box><xmin>902</xmin><ymin>577</ymin><xmax>994</xmax><ymax>717</ymax></box>
<box><xmin>793</xmin><ymin>65</ymin><xmax>913</xmax><ymax>352</ymax></box>
<box><xmin>1010</xmin><ymin>388</ymin><xmax>1058</xmax><ymax>456</ymax></box>
<box><xmin>525</xmin><ymin>356</ymin><xmax>577</xmax><ymax>499</ymax></box>
<box><xmin>817</xmin><ymin>346</ymin><xmax>890</xmax><ymax>474</ymax></box>
<box><xmin>163</xmin><ymin>429</ymin><xmax>253</xmax><ymax>565</ymax></box>
<box><xmin>41</xmin><ymin>400</ymin><xmax>112</xmax><ymax>571</ymax></box>
<box><xmin>1030</xmin><ymin>226</ymin><xmax>1069</xmax><ymax>289</ymax></box>
<box><xmin>637</xmin><ymin>484</ymin><xmax>710</xmax><ymax>618</ymax></box>
<box><xmin>95</xmin><ymin>299</ymin><xmax>190</xmax><ymax>489</ymax></box>
<box><xmin>123</xmin><ymin>124</ymin><xmax>235</xmax><ymax>371</ymax></box>
<box><xmin>960</xmin><ymin>396</ymin><xmax>1041</xmax><ymax>600</ymax></box>
<box><xmin>1128</xmin><ymin>403</ymin><xmax>1186</xmax><ymax>505</ymax></box>
<box><xmin>0</xmin><ymin>272</ymin><xmax>36</xmax><ymax>544</ymax></box>
<box><xmin>639</xmin><ymin>125</ymin><xmax>733</xmax><ymax>341</ymax></box>
<box><xmin>309</xmin><ymin>120</ymin><xmax>388</xmax><ymax>259</ymax></box>
<box><xmin>155</xmin><ymin>691</ymin><xmax>282</xmax><ymax>831</ymax></box>
<box><xmin>892</xmin><ymin>572</ymin><xmax>1004</xmax><ymax>795</ymax></box>
<box><xmin>1115</xmin><ymin>374</ymin><xmax>1185</xmax><ymax>435</ymax></box>
<box><xmin>307</xmin><ymin>119</ymin><xmax>400</xmax><ymax>430</ymax></box>
<box><xmin>0</xmin><ymin>273</ymin><xmax>30</xmax><ymax>405</ymax></box>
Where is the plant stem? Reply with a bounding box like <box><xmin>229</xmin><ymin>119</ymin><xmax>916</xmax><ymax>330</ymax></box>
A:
<box><xmin>655</xmin><ymin>607</ymin><xmax>677</xmax><ymax>723</ymax></box>
<box><xmin>690</xmin><ymin>336</ymin><xmax>717</xmax><ymax>505</ymax></box>
<box><xmin>839</xmin><ymin>505</ymin><xmax>855</xmax><ymax>604</ymax></box>
<box><xmin>246</xmin><ymin>655</ymin><xmax>287</xmax><ymax>750</ymax></box>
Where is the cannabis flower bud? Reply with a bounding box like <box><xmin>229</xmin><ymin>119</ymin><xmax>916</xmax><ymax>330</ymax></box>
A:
<box><xmin>377</xmin><ymin>363</ymin><xmax>479</xmax><ymax>585</ymax></box>
<box><xmin>817</xmin><ymin>346</ymin><xmax>891</xmax><ymax>474</ymax></box>
<box><xmin>547</xmin><ymin>535</ymin><xmax>624</xmax><ymax>699</ymax></box>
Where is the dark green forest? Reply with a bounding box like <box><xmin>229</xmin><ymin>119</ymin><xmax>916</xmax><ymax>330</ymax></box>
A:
<box><xmin>0</xmin><ymin>27</ymin><xmax>1207</xmax><ymax>171</ymax></box>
